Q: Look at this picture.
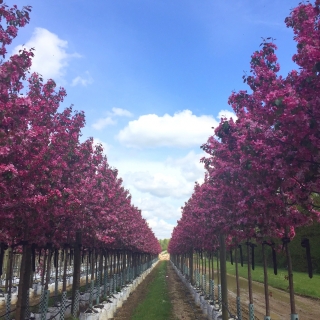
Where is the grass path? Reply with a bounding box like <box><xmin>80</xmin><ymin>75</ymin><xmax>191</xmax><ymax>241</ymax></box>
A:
<box><xmin>115</xmin><ymin>260</ymin><xmax>206</xmax><ymax>320</ymax></box>
<box><xmin>131</xmin><ymin>260</ymin><xmax>172</xmax><ymax>320</ymax></box>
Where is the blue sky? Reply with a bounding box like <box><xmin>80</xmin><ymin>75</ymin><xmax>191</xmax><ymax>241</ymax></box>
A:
<box><xmin>11</xmin><ymin>0</ymin><xmax>299</xmax><ymax>238</ymax></box>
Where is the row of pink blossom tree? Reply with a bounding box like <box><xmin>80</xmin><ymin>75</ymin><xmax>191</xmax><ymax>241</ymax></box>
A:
<box><xmin>169</xmin><ymin>1</ymin><xmax>320</xmax><ymax>318</ymax></box>
<box><xmin>0</xmin><ymin>2</ymin><xmax>160</xmax><ymax>318</ymax></box>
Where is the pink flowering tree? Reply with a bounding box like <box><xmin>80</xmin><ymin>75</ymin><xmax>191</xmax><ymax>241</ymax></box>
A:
<box><xmin>171</xmin><ymin>2</ymin><xmax>320</xmax><ymax>318</ymax></box>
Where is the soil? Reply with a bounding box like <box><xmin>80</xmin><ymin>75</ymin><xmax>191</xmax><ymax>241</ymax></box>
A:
<box><xmin>227</xmin><ymin>280</ymin><xmax>320</xmax><ymax>320</ymax></box>
<box><xmin>166</xmin><ymin>262</ymin><xmax>208</xmax><ymax>320</ymax></box>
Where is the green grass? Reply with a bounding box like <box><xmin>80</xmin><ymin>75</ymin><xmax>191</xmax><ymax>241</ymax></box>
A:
<box><xmin>225</xmin><ymin>261</ymin><xmax>320</xmax><ymax>298</ymax></box>
<box><xmin>131</xmin><ymin>261</ymin><xmax>172</xmax><ymax>320</ymax></box>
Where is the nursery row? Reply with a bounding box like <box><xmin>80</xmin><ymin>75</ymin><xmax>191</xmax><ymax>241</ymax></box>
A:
<box><xmin>0</xmin><ymin>247</ymin><xmax>158</xmax><ymax>319</ymax></box>
<box><xmin>0</xmin><ymin>3</ymin><xmax>161</xmax><ymax>319</ymax></box>
<box><xmin>169</xmin><ymin>2</ymin><xmax>320</xmax><ymax>320</ymax></box>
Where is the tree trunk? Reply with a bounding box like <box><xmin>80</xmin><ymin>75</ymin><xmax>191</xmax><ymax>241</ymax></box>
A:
<box><xmin>235</xmin><ymin>247</ymin><xmax>240</xmax><ymax>298</ymax></box>
<box><xmin>16</xmin><ymin>243</ymin><xmax>32</xmax><ymax>320</ymax></box>
<box><xmin>285</xmin><ymin>239</ymin><xmax>296</xmax><ymax>315</ymax></box>
<box><xmin>0</xmin><ymin>243</ymin><xmax>6</xmax><ymax>278</ymax></box>
<box><xmin>262</xmin><ymin>243</ymin><xmax>270</xmax><ymax>317</ymax></box>
<box><xmin>219</xmin><ymin>234</ymin><xmax>228</xmax><ymax>320</ymax></box>
<box><xmin>44</xmin><ymin>247</ymin><xmax>52</xmax><ymax>290</ymax></box>
<box><xmin>62</xmin><ymin>248</ymin><xmax>68</xmax><ymax>292</ymax></box>
<box><xmin>71</xmin><ymin>231</ymin><xmax>82</xmax><ymax>316</ymax></box>
<box><xmin>247</xmin><ymin>243</ymin><xmax>253</xmax><ymax>304</ymax></box>
<box><xmin>5</xmin><ymin>246</ymin><xmax>12</xmax><ymax>292</ymax></box>
<box><xmin>211</xmin><ymin>253</ymin><xmax>214</xmax><ymax>285</ymax></box>
<box><xmin>41</xmin><ymin>250</ymin><xmax>47</xmax><ymax>288</ymax></box>
<box><xmin>189</xmin><ymin>251</ymin><xmax>193</xmax><ymax>285</ymax></box>
<box><xmin>216</xmin><ymin>250</ymin><xmax>220</xmax><ymax>286</ymax></box>
<box><xmin>91</xmin><ymin>248</ymin><xmax>95</xmax><ymax>281</ymax></box>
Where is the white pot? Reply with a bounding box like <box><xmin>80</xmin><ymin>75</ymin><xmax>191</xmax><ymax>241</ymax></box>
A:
<box><xmin>79</xmin><ymin>309</ymin><xmax>100</xmax><ymax>320</ymax></box>
<box><xmin>103</xmin><ymin>302</ymin><xmax>114</xmax><ymax>319</ymax></box>
<box><xmin>112</xmin><ymin>300</ymin><xmax>117</xmax><ymax>314</ymax></box>
<box><xmin>195</xmin><ymin>292</ymin><xmax>200</xmax><ymax>306</ymax></box>
<box><xmin>99</xmin><ymin>307</ymin><xmax>108</xmax><ymax>320</ymax></box>
<box><xmin>200</xmin><ymin>299</ymin><xmax>207</xmax><ymax>314</ymax></box>
<box><xmin>36</xmin><ymin>284</ymin><xmax>42</xmax><ymax>296</ymax></box>
<box><xmin>64</xmin><ymin>299</ymin><xmax>72</xmax><ymax>317</ymax></box>
<box><xmin>11</xmin><ymin>292</ymin><xmax>18</xmax><ymax>304</ymax></box>
<box><xmin>34</xmin><ymin>312</ymin><xmax>51</xmax><ymax>320</ymax></box>
<box><xmin>0</xmin><ymin>297</ymin><xmax>5</xmax><ymax>307</ymax></box>
<box><xmin>207</xmin><ymin>304</ymin><xmax>214</xmax><ymax>318</ymax></box>
<box><xmin>48</xmin><ymin>283</ymin><xmax>54</xmax><ymax>292</ymax></box>
<box><xmin>213</xmin><ymin>310</ymin><xmax>222</xmax><ymax>320</ymax></box>
<box><xmin>114</xmin><ymin>292</ymin><xmax>121</xmax><ymax>304</ymax></box>
<box><xmin>122</xmin><ymin>288</ymin><xmax>128</xmax><ymax>301</ymax></box>
<box><xmin>29</xmin><ymin>288</ymin><xmax>35</xmax><ymax>299</ymax></box>
<box><xmin>117</xmin><ymin>294</ymin><xmax>123</xmax><ymax>308</ymax></box>
<box><xmin>48</xmin><ymin>306</ymin><xmax>60</xmax><ymax>319</ymax></box>
<box><xmin>93</xmin><ymin>304</ymin><xmax>104</xmax><ymax>311</ymax></box>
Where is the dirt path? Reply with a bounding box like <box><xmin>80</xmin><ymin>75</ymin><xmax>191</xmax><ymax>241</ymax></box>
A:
<box><xmin>166</xmin><ymin>262</ymin><xmax>207</xmax><ymax>320</ymax></box>
<box><xmin>226</xmin><ymin>273</ymin><xmax>320</xmax><ymax>320</ymax></box>
<box><xmin>112</xmin><ymin>258</ymin><xmax>207</xmax><ymax>320</ymax></box>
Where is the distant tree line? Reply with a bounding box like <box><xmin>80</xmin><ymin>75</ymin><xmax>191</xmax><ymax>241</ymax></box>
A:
<box><xmin>159</xmin><ymin>239</ymin><xmax>170</xmax><ymax>251</ymax></box>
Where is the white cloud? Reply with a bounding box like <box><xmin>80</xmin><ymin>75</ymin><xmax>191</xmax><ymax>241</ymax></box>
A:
<box><xmin>116</xmin><ymin>110</ymin><xmax>219</xmax><ymax>148</ymax></box>
<box><xmin>124</xmin><ymin>171</ymin><xmax>192</xmax><ymax>199</ymax></box>
<box><xmin>109</xmin><ymin>111</ymin><xmax>220</xmax><ymax>237</ymax></box>
<box><xmin>111</xmin><ymin>107</ymin><xmax>133</xmax><ymax>117</ymax></box>
<box><xmin>134</xmin><ymin>196</ymin><xmax>181</xmax><ymax>220</ymax></box>
<box><xmin>112</xmin><ymin>150</ymin><xmax>205</xmax><ymax>200</ymax></box>
<box><xmin>111</xmin><ymin>153</ymin><xmax>204</xmax><ymax>238</ymax></box>
<box><xmin>71</xmin><ymin>72</ymin><xmax>93</xmax><ymax>87</ymax></box>
<box><xmin>92</xmin><ymin>108</ymin><xmax>132</xmax><ymax>131</ymax></box>
<box><xmin>146</xmin><ymin>217</ymin><xmax>175</xmax><ymax>239</ymax></box>
<box><xmin>13</xmin><ymin>27</ymin><xmax>80</xmax><ymax>81</ymax></box>
<box><xmin>165</xmin><ymin>150</ymin><xmax>206</xmax><ymax>183</ymax></box>
<box><xmin>92</xmin><ymin>117</ymin><xmax>116</xmax><ymax>130</ymax></box>
<box><xmin>217</xmin><ymin>109</ymin><xmax>237</xmax><ymax>121</ymax></box>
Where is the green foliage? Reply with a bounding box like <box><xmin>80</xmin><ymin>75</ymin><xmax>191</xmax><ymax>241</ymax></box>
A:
<box><xmin>158</xmin><ymin>238</ymin><xmax>170</xmax><ymax>251</ymax></box>
<box><xmin>131</xmin><ymin>261</ymin><xmax>172</xmax><ymax>320</ymax></box>
<box><xmin>289</xmin><ymin>222</ymin><xmax>320</xmax><ymax>274</ymax></box>
<box><xmin>228</xmin><ymin>222</ymin><xmax>320</xmax><ymax>274</ymax></box>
